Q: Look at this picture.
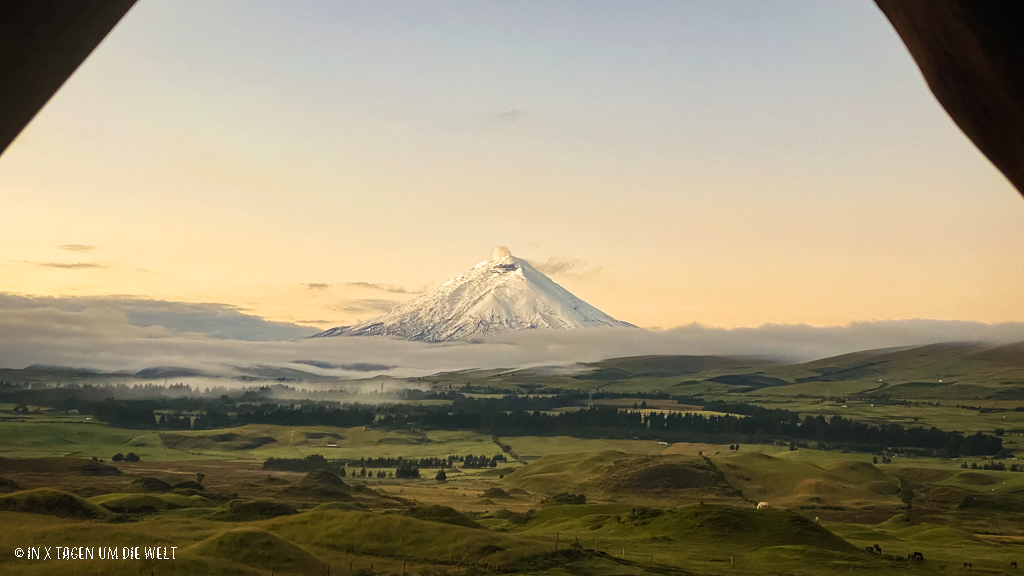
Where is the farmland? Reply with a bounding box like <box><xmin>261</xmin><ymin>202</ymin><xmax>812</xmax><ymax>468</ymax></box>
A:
<box><xmin>2</xmin><ymin>343</ymin><xmax>1024</xmax><ymax>574</ymax></box>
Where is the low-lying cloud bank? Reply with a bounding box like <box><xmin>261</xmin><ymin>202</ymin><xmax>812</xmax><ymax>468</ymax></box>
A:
<box><xmin>1</xmin><ymin>292</ymin><xmax>1022</xmax><ymax>379</ymax></box>
<box><xmin>0</xmin><ymin>293</ymin><xmax>317</xmax><ymax>341</ymax></box>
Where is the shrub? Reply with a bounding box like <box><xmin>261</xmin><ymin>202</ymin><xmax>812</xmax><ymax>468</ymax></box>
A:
<box><xmin>435</xmin><ymin>469</ymin><xmax>447</xmax><ymax>481</ymax></box>
<box><xmin>545</xmin><ymin>492</ymin><xmax>586</xmax><ymax>505</ymax></box>
<box><xmin>124</xmin><ymin>453</ymin><xmax>140</xmax><ymax>463</ymax></box>
<box><xmin>396</xmin><ymin>463</ymin><xmax>420</xmax><ymax>479</ymax></box>
<box><xmin>111</xmin><ymin>453</ymin><xmax>124</xmax><ymax>462</ymax></box>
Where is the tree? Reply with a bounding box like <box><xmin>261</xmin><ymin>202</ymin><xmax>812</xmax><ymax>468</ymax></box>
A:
<box><xmin>112</xmin><ymin>453</ymin><xmax>124</xmax><ymax>462</ymax></box>
<box><xmin>396</xmin><ymin>463</ymin><xmax>420</xmax><ymax>479</ymax></box>
<box><xmin>124</xmin><ymin>452</ymin><xmax>140</xmax><ymax>463</ymax></box>
<box><xmin>435</xmin><ymin>469</ymin><xmax>447</xmax><ymax>481</ymax></box>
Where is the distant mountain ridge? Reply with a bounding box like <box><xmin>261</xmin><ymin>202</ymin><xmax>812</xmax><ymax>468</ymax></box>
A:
<box><xmin>312</xmin><ymin>247</ymin><xmax>635</xmax><ymax>342</ymax></box>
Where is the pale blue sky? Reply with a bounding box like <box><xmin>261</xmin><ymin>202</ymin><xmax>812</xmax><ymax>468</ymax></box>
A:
<box><xmin>1</xmin><ymin>0</ymin><xmax>1021</xmax><ymax>330</ymax></box>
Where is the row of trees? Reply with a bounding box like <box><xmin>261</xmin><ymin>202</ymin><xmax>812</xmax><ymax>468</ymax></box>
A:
<box><xmin>262</xmin><ymin>453</ymin><xmax>506</xmax><ymax>475</ymax></box>
<box><xmin>28</xmin><ymin>391</ymin><xmax>1008</xmax><ymax>458</ymax></box>
<box><xmin>385</xmin><ymin>402</ymin><xmax>1003</xmax><ymax>457</ymax></box>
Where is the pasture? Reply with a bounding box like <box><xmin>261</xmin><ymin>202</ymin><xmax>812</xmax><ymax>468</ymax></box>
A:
<box><xmin>3</xmin><ymin>345</ymin><xmax>1024</xmax><ymax>574</ymax></box>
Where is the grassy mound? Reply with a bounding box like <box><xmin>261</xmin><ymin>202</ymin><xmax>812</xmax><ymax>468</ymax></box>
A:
<box><xmin>959</xmin><ymin>493</ymin><xmax>1024</xmax><ymax>513</ymax></box>
<box><xmin>951</xmin><ymin>472</ymin><xmax>998</xmax><ymax>486</ymax></box>
<box><xmin>878</xmin><ymin>513</ymin><xmax>913</xmax><ymax>528</ymax></box>
<box><xmin>311</xmin><ymin>502</ymin><xmax>365</xmax><ymax>512</ymax></box>
<box><xmin>525</xmin><ymin>503</ymin><xmax>854</xmax><ymax>551</ymax></box>
<box><xmin>268</xmin><ymin>508</ymin><xmax>537</xmax><ymax>564</ymax></box>
<box><xmin>283</xmin><ymin>469</ymin><xmax>353</xmax><ymax>500</ymax></box>
<box><xmin>404</xmin><ymin>505</ymin><xmax>482</xmax><ymax>529</ymax></box>
<box><xmin>89</xmin><ymin>493</ymin><xmax>174</xmax><ymax>514</ymax></box>
<box><xmin>821</xmin><ymin>461</ymin><xmax>889</xmax><ymax>484</ymax></box>
<box><xmin>190</xmin><ymin>528</ymin><xmax>324</xmax><ymax>574</ymax></box>
<box><xmin>126</xmin><ymin>477</ymin><xmax>171</xmax><ymax>493</ymax></box>
<box><xmin>161</xmin><ymin>432</ymin><xmax>277</xmax><ymax>451</ymax></box>
<box><xmin>482</xmin><ymin>487</ymin><xmax>509</xmax><ymax>498</ymax></box>
<box><xmin>172</xmin><ymin>487</ymin><xmax>208</xmax><ymax>498</ymax></box>
<box><xmin>502</xmin><ymin>451</ymin><xmax>622</xmax><ymax>494</ymax></box>
<box><xmin>652</xmin><ymin>505</ymin><xmax>846</xmax><ymax>547</ymax></box>
<box><xmin>716</xmin><ymin>453</ymin><xmax>901</xmax><ymax>507</ymax></box>
<box><xmin>894</xmin><ymin>467</ymin><xmax>954</xmax><ymax>484</ymax></box>
<box><xmin>913</xmin><ymin>486</ymin><xmax>967</xmax><ymax>510</ymax></box>
<box><xmin>600</xmin><ymin>456</ymin><xmax>729</xmax><ymax>492</ymax></box>
<box><xmin>487</xmin><ymin>508</ymin><xmax>533</xmax><ymax>524</ymax></box>
<box><xmin>299</xmin><ymin>469</ymin><xmax>348</xmax><ymax>490</ymax></box>
<box><xmin>0</xmin><ymin>457</ymin><xmax>120</xmax><ymax>476</ymax></box>
<box><xmin>209</xmin><ymin>499</ymin><xmax>298</xmax><ymax>522</ymax></box>
<box><xmin>0</xmin><ymin>488</ymin><xmax>114</xmax><ymax>519</ymax></box>
<box><xmin>159</xmin><ymin>493</ymin><xmax>217</xmax><ymax>508</ymax></box>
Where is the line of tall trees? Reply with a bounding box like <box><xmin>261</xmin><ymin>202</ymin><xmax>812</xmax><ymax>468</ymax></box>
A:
<box><xmin>381</xmin><ymin>401</ymin><xmax>1003</xmax><ymax>457</ymax></box>
<box><xmin>12</xmin><ymin>387</ymin><xmax>1005</xmax><ymax>457</ymax></box>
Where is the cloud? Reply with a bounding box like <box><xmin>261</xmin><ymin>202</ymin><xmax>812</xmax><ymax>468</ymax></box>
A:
<box><xmin>0</xmin><ymin>293</ymin><xmax>316</xmax><ymax>342</ymax></box>
<box><xmin>491</xmin><ymin>245</ymin><xmax>512</xmax><ymax>260</ymax></box>
<box><xmin>344</xmin><ymin>282</ymin><xmax>420</xmax><ymax>294</ymax></box>
<box><xmin>1</xmin><ymin>292</ymin><xmax>1024</xmax><ymax>381</ymax></box>
<box><xmin>304</xmin><ymin>283</ymin><xmax>332</xmax><ymax>290</ymax></box>
<box><xmin>293</xmin><ymin>360</ymin><xmax>395</xmax><ymax>372</ymax></box>
<box><xmin>334</xmin><ymin>298</ymin><xmax>401</xmax><ymax>314</ymax></box>
<box><xmin>492</xmin><ymin>108</ymin><xmax>524</xmax><ymax>121</ymax></box>
<box><xmin>530</xmin><ymin>257</ymin><xmax>601</xmax><ymax>279</ymax></box>
<box><xmin>59</xmin><ymin>244</ymin><xmax>98</xmax><ymax>253</ymax></box>
<box><xmin>34</xmin><ymin>262</ymin><xmax>106</xmax><ymax>270</ymax></box>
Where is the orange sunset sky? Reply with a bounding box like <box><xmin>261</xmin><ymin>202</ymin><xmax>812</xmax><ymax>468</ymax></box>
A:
<box><xmin>2</xmin><ymin>0</ymin><xmax>1023</xmax><ymax>333</ymax></box>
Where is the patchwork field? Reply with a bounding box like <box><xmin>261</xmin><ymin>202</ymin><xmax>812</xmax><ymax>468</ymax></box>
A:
<box><xmin>3</xmin><ymin>345</ymin><xmax>1024</xmax><ymax>574</ymax></box>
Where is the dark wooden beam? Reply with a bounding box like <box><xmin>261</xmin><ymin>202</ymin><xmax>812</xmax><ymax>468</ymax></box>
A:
<box><xmin>0</xmin><ymin>0</ymin><xmax>137</xmax><ymax>156</ymax></box>
<box><xmin>875</xmin><ymin>0</ymin><xmax>1024</xmax><ymax>198</ymax></box>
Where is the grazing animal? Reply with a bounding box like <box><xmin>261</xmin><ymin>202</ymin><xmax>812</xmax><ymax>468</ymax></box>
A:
<box><xmin>1012</xmin><ymin>561</ymin><xmax>1018</xmax><ymax>569</ymax></box>
<box><xmin>814</xmin><ymin>517</ymin><xmax>820</xmax><ymax>524</ymax></box>
<box><xmin>756</xmin><ymin>502</ymin><xmax>770</xmax><ymax>510</ymax></box>
<box><xmin>873</xmin><ymin>544</ymin><xmax>882</xmax><ymax>555</ymax></box>
<box><xmin>964</xmin><ymin>562</ymin><xmax>972</xmax><ymax>569</ymax></box>
<box><xmin>913</xmin><ymin>552</ymin><xmax>925</xmax><ymax>563</ymax></box>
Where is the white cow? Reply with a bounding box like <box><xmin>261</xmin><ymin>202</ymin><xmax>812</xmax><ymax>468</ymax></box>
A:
<box><xmin>756</xmin><ymin>502</ymin><xmax>770</xmax><ymax>510</ymax></box>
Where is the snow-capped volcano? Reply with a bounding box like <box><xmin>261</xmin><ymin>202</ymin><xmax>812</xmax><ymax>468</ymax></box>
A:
<box><xmin>312</xmin><ymin>246</ymin><xmax>635</xmax><ymax>342</ymax></box>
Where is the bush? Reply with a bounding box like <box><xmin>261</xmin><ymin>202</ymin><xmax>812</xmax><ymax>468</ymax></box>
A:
<box><xmin>435</xmin><ymin>469</ymin><xmax>447</xmax><ymax>481</ymax></box>
<box><xmin>396</xmin><ymin>463</ymin><xmax>420</xmax><ymax>479</ymax></box>
<box><xmin>111</xmin><ymin>453</ymin><xmax>124</xmax><ymax>462</ymax></box>
<box><xmin>545</xmin><ymin>492</ymin><xmax>586</xmax><ymax>505</ymax></box>
<box><xmin>124</xmin><ymin>453</ymin><xmax>140</xmax><ymax>463</ymax></box>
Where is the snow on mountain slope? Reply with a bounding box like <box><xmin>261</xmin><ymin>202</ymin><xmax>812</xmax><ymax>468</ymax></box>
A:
<box><xmin>312</xmin><ymin>247</ymin><xmax>635</xmax><ymax>342</ymax></box>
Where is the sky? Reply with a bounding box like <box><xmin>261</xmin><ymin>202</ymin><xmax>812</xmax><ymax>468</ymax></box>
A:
<box><xmin>2</xmin><ymin>0</ymin><xmax>1023</xmax><ymax>347</ymax></box>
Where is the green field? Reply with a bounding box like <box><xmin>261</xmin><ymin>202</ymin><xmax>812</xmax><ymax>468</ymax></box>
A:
<box><xmin>3</xmin><ymin>344</ymin><xmax>1024</xmax><ymax>574</ymax></box>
